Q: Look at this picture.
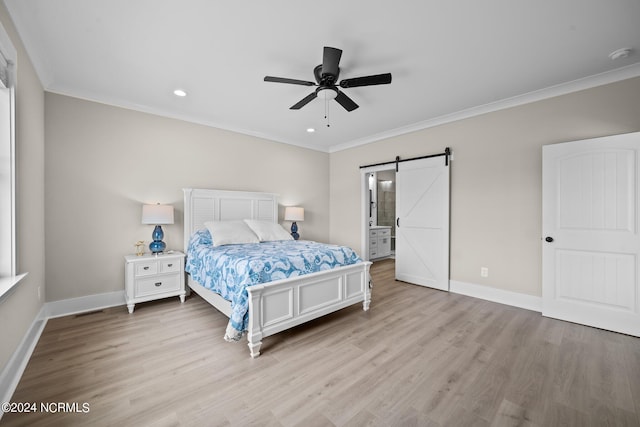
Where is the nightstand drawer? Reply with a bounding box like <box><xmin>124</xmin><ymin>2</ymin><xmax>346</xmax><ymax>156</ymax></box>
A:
<box><xmin>136</xmin><ymin>274</ymin><xmax>181</xmax><ymax>297</ymax></box>
<box><xmin>135</xmin><ymin>261</ymin><xmax>158</xmax><ymax>277</ymax></box>
<box><xmin>379</xmin><ymin>229</ymin><xmax>391</xmax><ymax>237</ymax></box>
<box><xmin>160</xmin><ymin>259</ymin><xmax>180</xmax><ymax>273</ymax></box>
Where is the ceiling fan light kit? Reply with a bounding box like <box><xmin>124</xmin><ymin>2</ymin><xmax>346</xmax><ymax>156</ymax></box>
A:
<box><xmin>318</xmin><ymin>87</ymin><xmax>338</xmax><ymax>100</ymax></box>
<box><xmin>264</xmin><ymin>46</ymin><xmax>392</xmax><ymax>114</ymax></box>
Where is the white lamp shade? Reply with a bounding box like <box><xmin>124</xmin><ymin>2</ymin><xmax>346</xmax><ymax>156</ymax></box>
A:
<box><xmin>142</xmin><ymin>204</ymin><xmax>174</xmax><ymax>225</ymax></box>
<box><xmin>284</xmin><ymin>207</ymin><xmax>304</xmax><ymax>222</ymax></box>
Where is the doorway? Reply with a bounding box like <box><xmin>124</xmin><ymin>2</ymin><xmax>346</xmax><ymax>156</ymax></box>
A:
<box><xmin>367</xmin><ymin>169</ymin><xmax>396</xmax><ymax>260</ymax></box>
<box><xmin>376</xmin><ymin>170</ymin><xmax>396</xmax><ymax>255</ymax></box>
<box><xmin>361</xmin><ymin>153</ymin><xmax>450</xmax><ymax>291</ymax></box>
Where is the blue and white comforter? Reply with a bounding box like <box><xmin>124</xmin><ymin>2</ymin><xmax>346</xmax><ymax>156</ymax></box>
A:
<box><xmin>185</xmin><ymin>229</ymin><xmax>362</xmax><ymax>340</ymax></box>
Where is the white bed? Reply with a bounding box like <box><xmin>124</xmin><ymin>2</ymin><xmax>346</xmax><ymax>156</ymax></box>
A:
<box><xmin>183</xmin><ymin>188</ymin><xmax>372</xmax><ymax>357</ymax></box>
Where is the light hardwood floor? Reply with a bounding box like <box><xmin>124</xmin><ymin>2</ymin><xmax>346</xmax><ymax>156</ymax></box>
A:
<box><xmin>2</xmin><ymin>259</ymin><xmax>639</xmax><ymax>426</ymax></box>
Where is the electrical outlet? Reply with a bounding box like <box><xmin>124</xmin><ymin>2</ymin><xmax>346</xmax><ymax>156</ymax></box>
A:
<box><xmin>480</xmin><ymin>267</ymin><xmax>489</xmax><ymax>278</ymax></box>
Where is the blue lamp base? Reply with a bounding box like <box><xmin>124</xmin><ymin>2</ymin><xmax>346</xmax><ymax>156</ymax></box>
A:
<box><xmin>149</xmin><ymin>225</ymin><xmax>166</xmax><ymax>254</ymax></box>
<box><xmin>290</xmin><ymin>221</ymin><xmax>300</xmax><ymax>240</ymax></box>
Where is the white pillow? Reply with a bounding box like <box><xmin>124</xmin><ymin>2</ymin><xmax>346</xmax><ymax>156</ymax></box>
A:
<box><xmin>244</xmin><ymin>219</ymin><xmax>293</xmax><ymax>242</ymax></box>
<box><xmin>205</xmin><ymin>220</ymin><xmax>260</xmax><ymax>246</ymax></box>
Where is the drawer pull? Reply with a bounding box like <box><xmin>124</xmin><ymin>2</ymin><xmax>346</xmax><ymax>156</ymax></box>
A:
<box><xmin>143</xmin><ymin>266</ymin><xmax>150</xmax><ymax>270</ymax></box>
<box><xmin>167</xmin><ymin>263</ymin><xmax>173</xmax><ymax>267</ymax></box>
<box><xmin>155</xmin><ymin>282</ymin><xmax>162</xmax><ymax>287</ymax></box>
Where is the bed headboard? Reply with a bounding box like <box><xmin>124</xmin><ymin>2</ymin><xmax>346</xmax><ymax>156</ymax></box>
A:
<box><xmin>183</xmin><ymin>188</ymin><xmax>279</xmax><ymax>252</ymax></box>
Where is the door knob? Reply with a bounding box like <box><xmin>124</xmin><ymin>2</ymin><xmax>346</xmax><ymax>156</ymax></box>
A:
<box><xmin>545</xmin><ymin>236</ymin><xmax>554</xmax><ymax>243</ymax></box>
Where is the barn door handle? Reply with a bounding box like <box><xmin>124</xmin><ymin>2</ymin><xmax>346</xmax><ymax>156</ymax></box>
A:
<box><xmin>396</xmin><ymin>218</ymin><xmax>400</xmax><ymax>227</ymax></box>
<box><xmin>545</xmin><ymin>236</ymin><xmax>554</xmax><ymax>243</ymax></box>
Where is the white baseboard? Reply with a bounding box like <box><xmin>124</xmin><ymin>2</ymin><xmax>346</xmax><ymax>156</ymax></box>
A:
<box><xmin>450</xmin><ymin>280</ymin><xmax>542</xmax><ymax>313</ymax></box>
<box><xmin>0</xmin><ymin>304</ymin><xmax>48</xmax><ymax>410</ymax></box>
<box><xmin>0</xmin><ymin>290</ymin><xmax>126</xmax><ymax>413</ymax></box>
<box><xmin>46</xmin><ymin>290</ymin><xmax>125</xmax><ymax>319</ymax></box>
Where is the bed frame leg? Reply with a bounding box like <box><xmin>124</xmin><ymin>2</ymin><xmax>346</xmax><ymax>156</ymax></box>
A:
<box><xmin>247</xmin><ymin>287</ymin><xmax>264</xmax><ymax>357</ymax></box>
<box><xmin>363</xmin><ymin>276</ymin><xmax>372</xmax><ymax>311</ymax></box>
<box><xmin>248</xmin><ymin>339</ymin><xmax>262</xmax><ymax>358</ymax></box>
<box><xmin>363</xmin><ymin>292</ymin><xmax>371</xmax><ymax>311</ymax></box>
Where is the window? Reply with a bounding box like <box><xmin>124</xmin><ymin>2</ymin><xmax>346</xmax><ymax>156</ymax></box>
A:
<box><xmin>0</xmin><ymin>20</ymin><xmax>23</xmax><ymax>300</ymax></box>
<box><xmin>0</xmin><ymin>52</ymin><xmax>14</xmax><ymax>277</ymax></box>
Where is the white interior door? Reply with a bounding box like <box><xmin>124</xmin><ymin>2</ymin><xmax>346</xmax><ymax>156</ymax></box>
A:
<box><xmin>396</xmin><ymin>157</ymin><xmax>450</xmax><ymax>291</ymax></box>
<box><xmin>542</xmin><ymin>131</ymin><xmax>640</xmax><ymax>337</ymax></box>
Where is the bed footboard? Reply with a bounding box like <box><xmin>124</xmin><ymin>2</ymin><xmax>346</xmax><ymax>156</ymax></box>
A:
<box><xmin>246</xmin><ymin>261</ymin><xmax>372</xmax><ymax>358</ymax></box>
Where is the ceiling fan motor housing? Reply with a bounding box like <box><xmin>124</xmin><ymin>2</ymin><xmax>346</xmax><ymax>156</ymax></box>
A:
<box><xmin>314</xmin><ymin>64</ymin><xmax>339</xmax><ymax>85</ymax></box>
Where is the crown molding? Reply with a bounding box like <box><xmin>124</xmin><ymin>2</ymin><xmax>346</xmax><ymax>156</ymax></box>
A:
<box><xmin>329</xmin><ymin>63</ymin><xmax>640</xmax><ymax>153</ymax></box>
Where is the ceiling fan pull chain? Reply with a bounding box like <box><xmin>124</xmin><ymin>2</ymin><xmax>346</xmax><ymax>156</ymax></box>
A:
<box><xmin>325</xmin><ymin>98</ymin><xmax>331</xmax><ymax>127</ymax></box>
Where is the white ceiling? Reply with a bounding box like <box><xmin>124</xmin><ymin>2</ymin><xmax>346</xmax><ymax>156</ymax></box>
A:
<box><xmin>4</xmin><ymin>1</ymin><xmax>640</xmax><ymax>153</ymax></box>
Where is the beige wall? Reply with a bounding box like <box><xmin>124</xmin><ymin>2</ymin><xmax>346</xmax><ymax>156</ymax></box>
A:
<box><xmin>44</xmin><ymin>93</ymin><xmax>329</xmax><ymax>301</ymax></box>
<box><xmin>0</xmin><ymin>5</ymin><xmax>45</xmax><ymax>372</ymax></box>
<box><xmin>330</xmin><ymin>76</ymin><xmax>640</xmax><ymax>297</ymax></box>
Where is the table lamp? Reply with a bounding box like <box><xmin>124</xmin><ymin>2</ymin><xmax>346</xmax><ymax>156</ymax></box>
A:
<box><xmin>284</xmin><ymin>206</ymin><xmax>304</xmax><ymax>240</ymax></box>
<box><xmin>141</xmin><ymin>203</ymin><xmax>174</xmax><ymax>254</ymax></box>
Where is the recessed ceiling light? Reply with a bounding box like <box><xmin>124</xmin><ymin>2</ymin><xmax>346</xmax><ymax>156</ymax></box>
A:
<box><xmin>173</xmin><ymin>89</ymin><xmax>187</xmax><ymax>97</ymax></box>
<box><xmin>609</xmin><ymin>48</ymin><xmax>633</xmax><ymax>60</ymax></box>
<box><xmin>306</xmin><ymin>128</ymin><xmax>315</xmax><ymax>133</ymax></box>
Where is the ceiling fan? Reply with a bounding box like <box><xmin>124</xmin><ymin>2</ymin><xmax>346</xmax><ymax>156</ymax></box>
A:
<box><xmin>264</xmin><ymin>46</ymin><xmax>392</xmax><ymax>112</ymax></box>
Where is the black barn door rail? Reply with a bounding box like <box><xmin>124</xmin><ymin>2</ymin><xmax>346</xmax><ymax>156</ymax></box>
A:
<box><xmin>359</xmin><ymin>147</ymin><xmax>451</xmax><ymax>172</ymax></box>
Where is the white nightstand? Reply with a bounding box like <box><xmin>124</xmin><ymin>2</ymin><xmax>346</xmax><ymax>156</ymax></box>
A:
<box><xmin>124</xmin><ymin>251</ymin><xmax>186</xmax><ymax>313</ymax></box>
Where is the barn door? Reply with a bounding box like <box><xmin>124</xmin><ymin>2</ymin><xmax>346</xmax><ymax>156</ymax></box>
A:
<box><xmin>396</xmin><ymin>156</ymin><xmax>450</xmax><ymax>291</ymax></box>
<box><xmin>542</xmin><ymin>131</ymin><xmax>640</xmax><ymax>337</ymax></box>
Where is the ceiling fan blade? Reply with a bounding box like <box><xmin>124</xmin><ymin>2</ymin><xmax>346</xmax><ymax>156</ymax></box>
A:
<box><xmin>321</xmin><ymin>47</ymin><xmax>342</xmax><ymax>78</ymax></box>
<box><xmin>264</xmin><ymin>76</ymin><xmax>316</xmax><ymax>86</ymax></box>
<box><xmin>290</xmin><ymin>92</ymin><xmax>318</xmax><ymax>110</ymax></box>
<box><xmin>334</xmin><ymin>90</ymin><xmax>359</xmax><ymax>112</ymax></box>
<box><xmin>339</xmin><ymin>73</ymin><xmax>392</xmax><ymax>88</ymax></box>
